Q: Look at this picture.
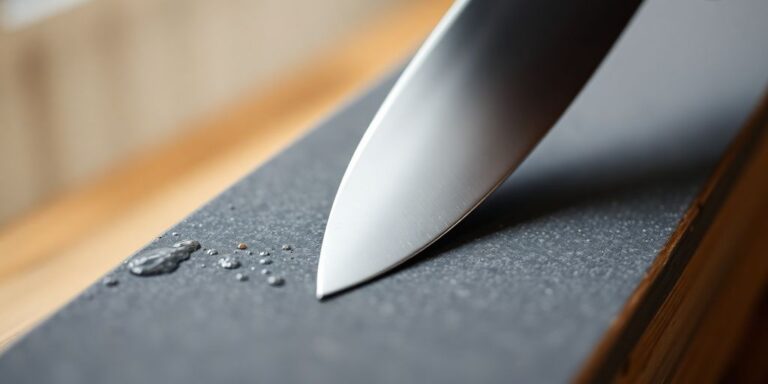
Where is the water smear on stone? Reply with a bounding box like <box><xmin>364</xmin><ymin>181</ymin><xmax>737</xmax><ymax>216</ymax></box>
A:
<box><xmin>128</xmin><ymin>240</ymin><xmax>200</xmax><ymax>276</ymax></box>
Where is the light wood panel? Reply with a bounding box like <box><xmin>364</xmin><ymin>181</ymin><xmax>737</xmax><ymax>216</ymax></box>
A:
<box><xmin>0</xmin><ymin>0</ymin><xmax>409</xmax><ymax>222</ymax></box>
<box><xmin>0</xmin><ymin>0</ymin><xmax>453</xmax><ymax>349</ymax></box>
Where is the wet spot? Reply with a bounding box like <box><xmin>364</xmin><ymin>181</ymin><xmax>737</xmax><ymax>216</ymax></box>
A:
<box><xmin>127</xmin><ymin>240</ymin><xmax>200</xmax><ymax>276</ymax></box>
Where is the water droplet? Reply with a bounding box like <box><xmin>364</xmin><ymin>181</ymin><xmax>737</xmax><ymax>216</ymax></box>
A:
<box><xmin>229</xmin><ymin>204</ymin><xmax>235</xmax><ymax>210</ymax></box>
<box><xmin>259</xmin><ymin>251</ymin><xmax>270</xmax><ymax>257</ymax></box>
<box><xmin>128</xmin><ymin>240</ymin><xmax>200</xmax><ymax>276</ymax></box>
<box><xmin>250</xmin><ymin>266</ymin><xmax>257</xmax><ymax>271</ymax></box>
<box><xmin>199</xmin><ymin>263</ymin><xmax>206</xmax><ymax>268</ymax></box>
<box><xmin>173</xmin><ymin>240</ymin><xmax>200</xmax><ymax>249</ymax></box>
<box><xmin>261</xmin><ymin>269</ymin><xmax>271</xmax><ymax>275</ymax></box>
<box><xmin>217</xmin><ymin>256</ymin><xmax>241</xmax><ymax>269</ymax></box>
<box><xmin>267</xmin><ymin>276</ymin><xmax>284</xmax><ymax>286</ymax></box>
<box><xmin>172</xmin><ymin>232</ymin><xmax>180</xmax><ymax>236</ymax></box>
<box><xmin>237</xmin><ymin>242</ymin><xmax>248</xmax><ymax>250</ymax></box>
<box><xmin>259</xmin><ymin>258</ymin><xmax>272</xmax><ymax>265</ymax></box>
<box><xmin>281</xmin><ymin>244</ymin><xmax>292</xmax><ymax>251</ymax></box>
<box><xmin>102</xmin><ymin>276</ymin><xmax>119</xmax><ymax>287</ymax></box>
<box><xmin>235</xmin><ymin>273</ymin><xmax>248</xmax><ymax>282</ymax></box>
<box><xmin>247</xmin><ymin>251</ymin><xmax>253</xmax><ymax>255</ymax></box>
<box><xmin>206</xmin><ymin>249</ymin><xmax>219</xmax><ymax>256</ymax></box>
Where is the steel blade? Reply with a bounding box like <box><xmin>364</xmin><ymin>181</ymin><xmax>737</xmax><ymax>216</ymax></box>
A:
<box><xmin>317</xmin><ymin>0</ymin><xmax>642</xmax><ymax>298</ymax></box>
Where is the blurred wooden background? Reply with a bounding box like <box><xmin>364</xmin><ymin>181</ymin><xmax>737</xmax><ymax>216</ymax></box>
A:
<box><xmin>0</xmin><ymin>0</ymin><xmax>413</xmax><ymax>223</ymax></box>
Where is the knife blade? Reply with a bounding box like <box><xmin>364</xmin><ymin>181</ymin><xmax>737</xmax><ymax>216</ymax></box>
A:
<box><xmin>317</xmin><ymin>0</ymin><xmax>642</xmax><ymax>299</ymax></box>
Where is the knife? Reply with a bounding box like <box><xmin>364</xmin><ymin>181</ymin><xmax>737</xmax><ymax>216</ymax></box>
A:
<box><xmin>316</xmin><ymin>0</ymin><xmax>643</xmax><ymax>299</ymax></box>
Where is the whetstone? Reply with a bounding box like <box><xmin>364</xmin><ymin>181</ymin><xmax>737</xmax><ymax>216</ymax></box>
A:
<box><xmin>1</xmin><ymin>1</ymin><xmax>767</xmax><ymax>383</ymax></box>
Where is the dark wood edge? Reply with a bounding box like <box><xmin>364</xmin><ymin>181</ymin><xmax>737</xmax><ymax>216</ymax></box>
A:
<box><xmin>573</xmin><ymin>92</ymin><xmax>768</xmax><ymax>383</ymax></box>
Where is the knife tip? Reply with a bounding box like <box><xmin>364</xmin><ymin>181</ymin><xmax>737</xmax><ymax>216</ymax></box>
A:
<box><xmin>315</xmin><ymin>262</ymin><xmax>370</xmax><ymax>300</ymax></box>
<box><xmin>314</xmin><ymin>274</ymin><xmax>347</xmax><ymax>300</ymax></box>
<box><xmin>315</xmin><ymin>286</ymin><xmax>328</xmax><ymax>300</ymax></box>
<box><xmin>316</xmin><ymin>225</ymin><xmax>409</xmax><ymax>300</ymax></box>
<box><xmin>315</xmin><ymin>266</ymin><xmax>333</xmax><ymax>300</ymax></box>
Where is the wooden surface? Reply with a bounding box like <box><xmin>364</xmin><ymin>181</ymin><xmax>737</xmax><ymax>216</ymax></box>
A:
<box><xmin>0</xmin><ymin>0</ymin><xmax>452</xmax><ymax>349</ymax></box>
<box><xmin>0</xmin><ymin>0</ymin><xmax>406</xmax><ymax>221</ymax></box>
<box><xmin>607</xmin><ymin>98</ymin><xmax>768</xmax><ymax>382</ymax></box>
<box><xmin>723</xmin><ymin>294</ymin><xmax>768</xmax><ymax>383</ymax></box>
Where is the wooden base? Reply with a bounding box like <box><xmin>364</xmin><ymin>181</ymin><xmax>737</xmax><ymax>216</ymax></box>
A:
<box><xmin>578</xmin><ymin>97</ymin><xmax>768</xmax><ymax>383</ymax></box>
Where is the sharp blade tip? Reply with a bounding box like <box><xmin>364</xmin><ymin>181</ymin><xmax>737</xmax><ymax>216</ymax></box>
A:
<box><xmin>315</xmin><ymin>264</ymin><xmax>370</xmax><ymax>300</ymax></box>
<box><xmin>315</xmin><ymin>276</ymin><xmax>348</xmax><ymax>300</ymax></box>
<box><xmin>315</xmin><ymin>279</ymin><xmax>326</xmax><ymax>300</ymax></box>
<box><xmin>316</xmin><ymin>238</ymin><xmax>395</xmax><ymax>299</ymax></box>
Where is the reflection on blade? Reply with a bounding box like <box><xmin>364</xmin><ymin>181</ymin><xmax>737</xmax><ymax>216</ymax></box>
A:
<box><xmin>316</xmin><ymin>0</ymin><xmax>642</xmax><ymax>299</ymax></box>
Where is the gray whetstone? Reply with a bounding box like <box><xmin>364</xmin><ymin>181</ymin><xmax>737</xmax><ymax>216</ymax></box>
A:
<box><xmin>1</xmin><ymin>1</ymin><xmax>767</xmax><ymax>383</ymax></box>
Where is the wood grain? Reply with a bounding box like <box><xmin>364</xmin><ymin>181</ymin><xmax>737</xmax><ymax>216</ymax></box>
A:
<box><xmin>0</xmin><ymin>0</ymin><xmax>452</xmax><ymax>349</ymax></box>
<box><xmin>575</xmin><ymin>96</ymin><xmax>768</xmax><ymax>383</ymax></box>
<box><xmin>0</xmin><ymin>0</ymin><xmax>411</xmax><ymax>221</ymax></box>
